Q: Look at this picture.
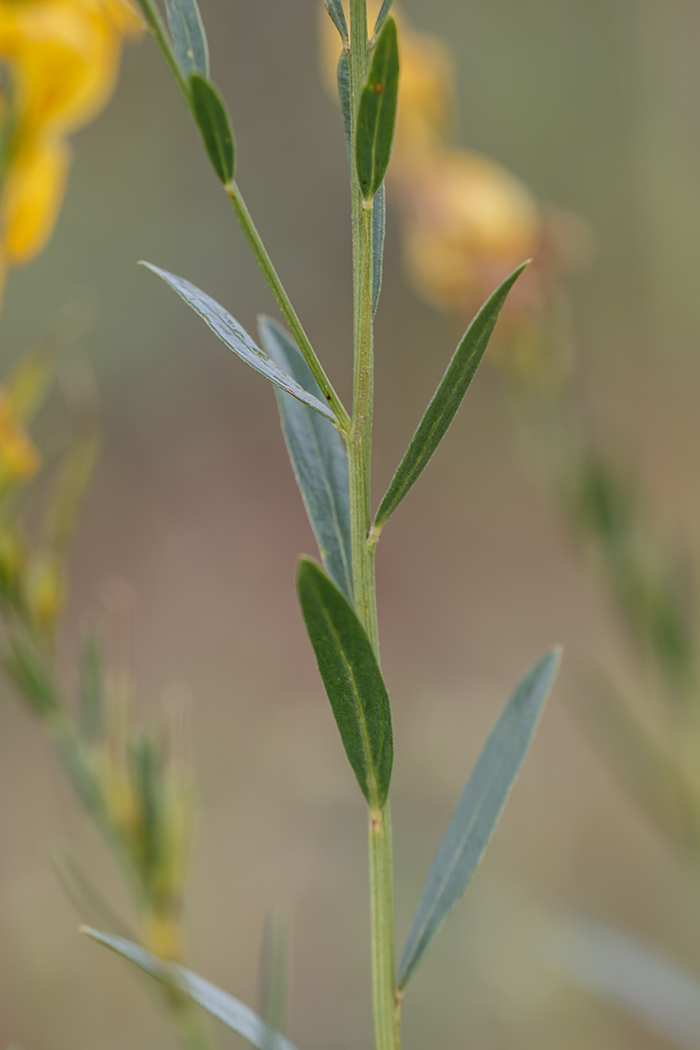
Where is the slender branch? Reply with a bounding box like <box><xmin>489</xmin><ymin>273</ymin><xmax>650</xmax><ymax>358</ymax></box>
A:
<box><xmin>226</xmin><ymin>182</ymin><xmax>351</xmax><ymax>436</ymax></box>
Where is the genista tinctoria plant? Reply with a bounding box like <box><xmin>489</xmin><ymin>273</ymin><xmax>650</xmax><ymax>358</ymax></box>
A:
<box><xmin>83</xmin><ymin>3</ymin><xmax>562</xmax><ymax>1048</ymax></box>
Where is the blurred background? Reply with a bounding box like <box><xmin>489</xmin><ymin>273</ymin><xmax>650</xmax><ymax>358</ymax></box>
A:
<box><xmin>2</xmin><ymin>0</ymin><xmax>700</xmax><ymax>1047</ymax></box>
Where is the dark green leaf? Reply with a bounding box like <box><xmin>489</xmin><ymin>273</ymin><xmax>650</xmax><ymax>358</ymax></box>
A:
<box><xmin>259</xmin><ymin>318</ymin><xmax>353</xmax><ymax>601</ymax></box>
<box><xmin>79</xmin><ymin>625</ymin><xmax>103</xmax><ymax>743</ymax></box>
<box><xmin>355</xmin><ymin>17</ymin><xmax>399</xmax><ymax>199</ymax></box>
<box><xmin>375</xmin><ymin>263</ymin><xmax>527</xmax><ymax>531</ymax></box>
<box><xmin>372</xmin><ymin>0</ymin><xmax>394</xmax><ymax>38</ymax></box>
<box><xmin>190</xmin><ymin>74</ymin><xmax>235</xmax><ymax>184</ymax></box>
<box><xmin>337</xmin><ymin>51</ymin><xmax>352</xmax><ymax>158</ymax></box>
<box><xmin>398</xmin><ymin>648</ymin><xmax>560</xmax><ymax>989</ymax></box>
<box><xmin>324</xmin><ymin>0</ymin><xmax>348</xmax><ymax>42</ymax></box>
<box><xmin>297</xmin><ymin>558</ymin><xmax>392</xmax><ymax>808</ymax></box>
<box><xmin>372</xmin><ymin>184</ymin><xmax>385</xmax><ymax>315</ymax></box>
<box><xmin>142</xmin><ymin>264</ymin><xmax>336</xmax><ymax>422</ymax></box>
<box><xmin>165</xmin><ymin>0</ymin><xmax>209</xmax><ymax>77</ymax></box>
<box><xmin>83</xmin><ymin>930</ymin><xmax>300</xmax><ymax>1050</ymax></box>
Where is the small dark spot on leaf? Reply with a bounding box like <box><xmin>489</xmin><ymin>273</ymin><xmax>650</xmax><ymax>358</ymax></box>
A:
<box><xmin>373</xmin><ymin>82</ymin><xmax>384</xmax><ymax>93</ymax></box>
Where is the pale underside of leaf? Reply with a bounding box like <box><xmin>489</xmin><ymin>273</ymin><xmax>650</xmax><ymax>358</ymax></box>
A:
<box><xmin>165</xmin><ymin>0</ymin><xmax>209</xmax><ymax>77</ymax></box>
<box><xmin>141</xmin><ymin>264</ymin><xmax>335</xmax><ymax>422</ymax></box>
<box><xmin>260</xmin><ymin>318</ymin><xmax>353</xmax><ymax>602</ymax></box>
<box><xmin>398</xmin><ymin>648</ymin><xmax>561</xmax><ymax>988</ymax></box>
<box><xmin>83</xmin><ymin>929</ymin><xmax>300</xmax><ymax>1050</ymax></box>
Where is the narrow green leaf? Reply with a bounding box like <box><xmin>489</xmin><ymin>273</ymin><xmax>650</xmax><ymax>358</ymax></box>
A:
<box><xmin>165</xmin><ymin>0</ymin><xmax>209</xmax><ymax>77</ymax></box>
<box><xmin>190</xmin><ymin>73</ymin><xmax>235</xmax><ymax>184</ymax></box>
<box><xmin>297</xmin><ymin>557</ymin><xmax>392</xmax><ymax>808</ymax></box>
<box><xmin>398</xmin><ymin>648</ymin><xmax>561</xmax><ymax>989</ymax></box>
<box><xmin>83</xmin><ymin>929</ymin><xmax>300</xmax><ymax>1050</ymax></box>
<box><xmin>337</xmin><ymin>51</ymin><xmax>352</xmax><ymax>158</ymax></box>
<box><xmin>375</xmin><ymin>263</ymin><xmax>527</xmax><ymax>531</ymax></box>
<box><xmin>259</xmin><ymin>318</ymin><xmax>353</xmax><ymax>602</ymax></box>
<box><xmin>324</xmin><ymin>0</ymin><xmax>348</xmax><ymax>43</ymax></box>
<box><xmin>79</xmin><ymin>625</ymin><xmax>103</xmax><ymax>743</ymax></box>
<box><xmin>142</xmin><ymin>264</ymin><xmax>336</xmax><ymax>422</ymax></box>
<box><xmin>356</xmin><ymin>17</ymin><xmax>399</xmax><ymax>199</ymax></box>
<box><xmin>372</xmin><ymin>0</ymin><xmax>394</xmax><ymax>39</ymax></box>
<box><xmin>372</xmin><ymin>184</ymin><xmax>386</xmax><ymax>315</ymax></box>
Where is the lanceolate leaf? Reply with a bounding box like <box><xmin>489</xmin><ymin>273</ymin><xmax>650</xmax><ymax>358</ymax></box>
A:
<box><xmin>83</xmin><ymin>930</ymin><xmax>299</xmax><ymax>1050</ymax></box>
<box><xmin>398</xmin><ymin>648</ymin><xmax>561</xmax><ymax>989</ymax></box>
<box><xmin>165</xmin><ymin>0</ymin><xmax>209</xmax><ymax>77</ymax></box>
<box><xmin>374</xmin><ymin>263</ymin><xmax>527</xmax><ymax>531</ymax></box>
<box><xmin>372</xmin><ymin>184</ymin><xmax>386</xmax><ymax>315</ymax></box>
<box><xmin>337</xmin><ymin>51</ymin><xmax>352</xmax><ymax>157</ymax></box>
<box><xmin>356</xmin><ymin>17</ymin><xmax>399</xmax><ymax>200</ymax></box>
<box><xmin>297</xmin><ymin>558</ymin><xmax>392</xmax><ymax>808</ymax></box>
<box><xmin>260</xmin><ymin>318</ymin><xmax>353</xmax><ymax>602</ymax></box>
<box><xmin>324</xmin><ymin>0</ymin><xmax>348</xmax><ymax>43</ymax></box>
<box><xmin>190</xmin><ymin>74</ymin><xmax>235</xmax><ymax>184</ymax></box>
<box><xmin>141</xmin><ymin>264</ymin><xmax>336</xmax><ymax>422</ymax></box>
<box><xmin>373</xmin><ymin>0</ymin><xmax>394</xmax><ymax>39</ymax></box>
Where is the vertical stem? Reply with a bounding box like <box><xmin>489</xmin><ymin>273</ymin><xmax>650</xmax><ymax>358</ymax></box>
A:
<box><xmin>348</xmin><ymin>4</ymin><xmax>400</xmax><ymax>1050</ymax></box>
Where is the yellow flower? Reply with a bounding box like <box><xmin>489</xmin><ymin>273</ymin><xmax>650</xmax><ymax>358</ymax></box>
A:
<box><xmin>0</xmin><ymin>0</ymin><xmax>142</xmax><ymax>289</ymax></box>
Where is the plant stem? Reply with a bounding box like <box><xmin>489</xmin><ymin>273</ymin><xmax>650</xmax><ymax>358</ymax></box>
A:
<box><xmin>225</xmin><ymin>182</ymin><xmax>351</xmax><ymax>436</ymax></box>
<box><xmin>348</xmin><ymin>4</ymin><xmax>399</xmax><ymax>1049</ymax></box>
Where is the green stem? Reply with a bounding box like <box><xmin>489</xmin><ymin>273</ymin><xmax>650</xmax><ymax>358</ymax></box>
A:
<box><xmin>348</xmin><ymin>4</ymin><xmax>399</xmax><ymax>1049</ymax></box>
<box><xmin>225</xmin><ymin>182</ymin><xmax>351</xmax><ymax>436</ymax></box>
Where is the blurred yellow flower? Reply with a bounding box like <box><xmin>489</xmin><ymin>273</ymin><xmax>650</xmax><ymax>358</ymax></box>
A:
<box><xmin>0</xmin><ymin>0</ymin><xmax>142</xmax><ymax>295</ymax></box>
<box><xmin>0</xmin><ymin>386</ymin><xmax>39</xmax><ymax>481</ymax></box>
<box><xmin>395</xmin><ymin>149</ymin><xmax>540</xmax><ymax>315</ymax></box>
<box><xmin>319</xmin><ymin>1</ymin><xmax>454</xmax><ymax>164</ymax></box>
<box><xmin>319</xmin><ymin>1</ymin><xmax>587</xmax><ymax>388</ymax></box>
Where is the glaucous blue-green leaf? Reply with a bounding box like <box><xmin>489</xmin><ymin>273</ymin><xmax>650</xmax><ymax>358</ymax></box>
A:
<box><xmin>297</xmin><ymin>558</ymin><xmax>392</xmax><ymax>808</ymax></box>
<box><xmin>83</xmin><ymin>929</ymin><xmax>300</xmax><ymax>1050</ymax></box>
<box><xmin>165</xmin><ymin>0</ymin><xmax>209</xmax><ymax>77</ymax></box>
<box><xmin>190</xmin><ymin>74</ymin><xmax>235</xmax><ymax>184</ymax></box>
<box><xmin>373</xmin><ymin>0</ymin><xmax>394</xmax><ymax>39</ymax></box>
<box><xmin>259</xmin><ymin>318</ymin><xmax>353</xmax><ymax>602</ymax></box>
<box><xmin>355</xmin><ymin>17</ymin><xmax>399</xmax><ymax>200</ymax></box>
<box><xmin>324</xmin><ymin>0</ymin><xmax>348</xmax><ymax>42</ymax></box>
<box><xmin>375</xmin><ymin>263</ymin><xmax>527</xmax><ymax>531</ymax></box>
<box><xmin>337</xmin><ymin>51</ymin><xmax>352</xmax><ymax>157</ymax></box>
<box><xmin>142</xmin><ymin>264</ymin><xmax>336</xmax><ymax>422</ymax></box>
<box><xmin>372</xmin><ymin>184</ymin><xmax>385</xmax><ymax>315</ymax></box>
<box><xmin>398</xmin><ymin>648</ymin><xmax>561</xmax><ymax>989</ymax></box>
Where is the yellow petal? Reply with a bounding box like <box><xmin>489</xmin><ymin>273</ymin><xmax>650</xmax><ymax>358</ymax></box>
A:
<box><xmin>5</xmin><ymin>2</ymin><xmax>122</xmax><ymax>135</ymax></box>
<box><xmin>2</xmin><ymin>135</ymin><xmax>71</xmax><ymax>265</ymax></box>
